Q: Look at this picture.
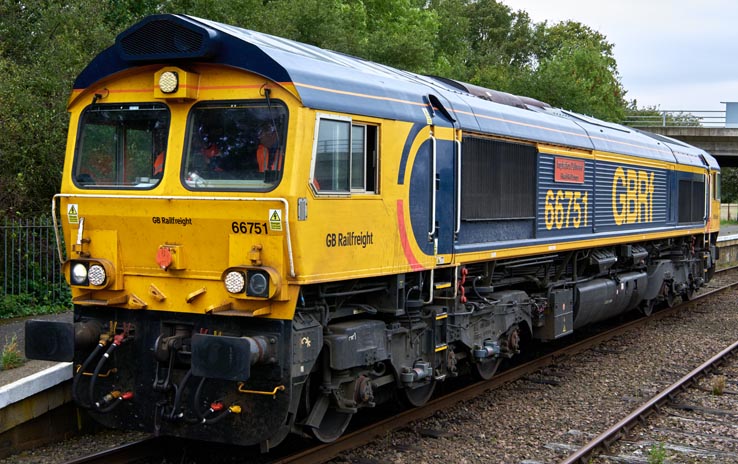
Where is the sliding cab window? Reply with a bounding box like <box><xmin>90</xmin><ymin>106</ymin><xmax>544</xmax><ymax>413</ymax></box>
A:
<box><xmin>73</xmin><ymin>103</ymin><xmax>170</xmax><ymax>189</ymax></box>
<box><xmin>311</xmin><ymin>115</ymin><xmax>377</xmax><ymax>194</ymax></box>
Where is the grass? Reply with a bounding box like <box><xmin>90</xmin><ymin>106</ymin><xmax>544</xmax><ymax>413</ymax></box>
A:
<box><xmin>647</xmin><ymin>442</ymin><xmax>667</xmax><ymax>464</ymax></box>
<box><xmin>1</xmin><ymin>335</ymin><xmax>25</xmax><ymax>370</ymax></box>
<box><xmin>712</xmin><ymin>375</ymin><xmax>727</xmax><ymax>395</ymax></box>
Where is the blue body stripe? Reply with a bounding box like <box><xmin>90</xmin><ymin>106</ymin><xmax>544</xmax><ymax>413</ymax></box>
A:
<box><xmin>397</xmin><ymin>123</ymin><xmax>426</xmax><ymax>185</ymax></box>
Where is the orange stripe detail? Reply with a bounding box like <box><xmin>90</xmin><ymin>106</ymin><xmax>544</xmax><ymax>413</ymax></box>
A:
<box><xmin>397</xmin><ymin>199</ymin><xmax>424</xmax><ymax>271</ymax></box>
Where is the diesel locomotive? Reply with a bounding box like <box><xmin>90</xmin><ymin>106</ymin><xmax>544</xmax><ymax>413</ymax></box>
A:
<box><xmin>26</xmin><ymin>14</ymin><xmax>720</xmax><ymax>451</ymax></box>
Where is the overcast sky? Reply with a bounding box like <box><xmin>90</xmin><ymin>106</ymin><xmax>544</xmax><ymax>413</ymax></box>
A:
<box><xmin>504</xmin><ymin>0</ymin><xmax>738</xmax><ymax>111</ymax></box>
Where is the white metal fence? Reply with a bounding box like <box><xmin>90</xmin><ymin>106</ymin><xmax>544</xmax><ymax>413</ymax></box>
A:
<box><xmin>0</xmin><ymin>217</ymin><xmax>68</xmax><ymax>307</ymax></box>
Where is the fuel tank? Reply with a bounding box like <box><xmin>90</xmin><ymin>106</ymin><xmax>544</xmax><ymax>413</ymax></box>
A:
<box><xmin>573</xmin><ymin>272</ymin><xmax>647</xmax><ymax>328</ymax></box>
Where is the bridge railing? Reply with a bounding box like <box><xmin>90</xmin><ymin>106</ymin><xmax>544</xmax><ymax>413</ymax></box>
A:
<box><xmin>623</xmin><ymin>110</ymin><xmax>727</xmax><ymax>128</ymax></box>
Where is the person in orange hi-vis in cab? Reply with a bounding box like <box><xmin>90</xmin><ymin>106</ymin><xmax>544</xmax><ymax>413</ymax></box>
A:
<box><xmin>153</xmin><ymin>151</ymin><xmax>165</xmax><ymax>177</ymax></box>
<box><xmin>256</xmin><ymin>123</ymin><xmax>282</xmax><ymax>172</ymax></box>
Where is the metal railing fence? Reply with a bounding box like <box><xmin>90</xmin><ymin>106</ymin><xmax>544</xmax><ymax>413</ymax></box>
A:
<box><xmin>623</xmin><ymin>110</ymin><xmax>726</xmax><ymax>128</ymax></box>
<box><xmin>0</xmin><ymin>216</ymin><xmax>68</xmax><ymax>308</ymax></box>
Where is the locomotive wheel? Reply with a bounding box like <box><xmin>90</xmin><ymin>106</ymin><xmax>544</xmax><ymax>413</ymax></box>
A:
<box><xmin>312</xmin><ymin>408</ymin><xmax>353</xmax><ymax>443</ymax></box>
<box><xmin>664</xmin><ymin>289</ymin><xmax>677</xmax><ymax>308</ymax></box>
<box><xmin>472</xmin><ymin>358</ymin><xmax>502</xmax><ymax>381</ymax></box>
<box><xmin>639</xmin><ymin>299</ymin><xmax>655</xmax><ymax>317</ymax></box>
<box><xmin>681</xmin><ymin>282</ymin><xmax>695</xmax><ymax>301</ymax></box>
<box><xmin>401</xmin><ymin>380</ymin><xmax>435</xmax><ymax>407</ymax></box>
<box><xmin>661</xmin><ymin>281</ymin><xmax>677</xmax><ymax>308</ymax></box>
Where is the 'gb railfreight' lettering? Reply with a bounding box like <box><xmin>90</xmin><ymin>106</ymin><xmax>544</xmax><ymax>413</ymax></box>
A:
<box><xmin>325</xmin><ymin>231</ymin><xmax>374</xmax><ymax>248</ymax></box>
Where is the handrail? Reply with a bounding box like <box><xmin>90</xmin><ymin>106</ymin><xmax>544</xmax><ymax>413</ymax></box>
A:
<box><xmin>623</xmin><ymin>109</ymin><xmax>726</xmax><ymax>128</ymax></box>
<box><xmin>428</xmin><ymin>133</ymin><xmax>437</xmax><ymax>241</ymax></box>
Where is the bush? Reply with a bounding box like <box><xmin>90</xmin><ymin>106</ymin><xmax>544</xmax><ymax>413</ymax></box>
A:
<box><xmin>0</xmin><ymin>286</ymin><xmax>70</xmax><ymax>319</ymax></box>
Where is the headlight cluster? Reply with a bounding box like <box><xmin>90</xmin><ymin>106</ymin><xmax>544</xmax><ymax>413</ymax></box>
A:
<box><xmin>70</xmin><ymin>260</ymin><xmax>109</xmax><ymax>287</ymax></box>
<box><xmin>223</xmin><ymin>269</ymin><xmax>270</xmax><ymax>298</ymax></box>
<box><xmin>158</xmin><ymin>71</ymin><xmax>179</xmax><ymax>93</ymax></box>
<box><xmin>224</xmin><ymin>271</ymin><xmax>246</xmax><ymax>293</ymax></box>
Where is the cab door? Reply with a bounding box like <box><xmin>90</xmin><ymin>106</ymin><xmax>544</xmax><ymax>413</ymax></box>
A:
<box><xmin>431</xmin><ymin>126</ymin><xmax>458</xmax><ymax>265</ymax></box>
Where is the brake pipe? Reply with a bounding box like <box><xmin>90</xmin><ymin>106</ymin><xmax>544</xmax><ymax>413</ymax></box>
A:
<box><xmin>168</xmin><ymin>369</ymin><xmax>193</xmax><ymax>420</ymax></box>
<box><xmin>72</xmin><ymin>341</ymin><xmax>106</xmax><ymax>409</ymax></box>
<box><xmin>94</xmin><ymin>390</ymin><xmax>134</xmax><ymax>413</ymax></box>
<box><xmin>89</xmin><ymin>331</ymin><xmax>130</xmax><ymax>411</ymax></box>
<box><xmin>192</xmin><ymin>377</ymin><xmax>241</xmax><ymax>424</ymax></box>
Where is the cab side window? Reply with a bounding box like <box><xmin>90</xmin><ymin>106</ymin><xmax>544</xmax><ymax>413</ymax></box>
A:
<box><xmin>312</xmin><ymin>115</ymin><xmax>377</xmax><ymax>193</ymax></box>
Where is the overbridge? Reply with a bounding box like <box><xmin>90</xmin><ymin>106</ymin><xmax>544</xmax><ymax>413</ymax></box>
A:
<box><xmin>624</xmin><ymin>102</ymin><xmax>738</xmax><ymax>167</ymax></box>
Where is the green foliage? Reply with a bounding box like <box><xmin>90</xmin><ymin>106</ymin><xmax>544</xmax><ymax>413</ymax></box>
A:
<box><xmin>0</xmin><ymin>0</ymin><xmax>632</xmax><ymax>216</ymax></box>
<box><xmin>647</xmin><ymin>442</ymin><xmax>667</xmax><ymax>464</ymax></box>
<box><xmin>525</xmin><ymin>38</ymin><xmax>625</xmax><ymax>121</ymax></box>
<box><xmin>0</xmin><ymin>286</ymin><xmax>70</xmax><ymax>319</ymax></box>
<box><xmin>1</xmin><ymin>335</ymin><xmax>24</xmax><ymax>370</ymax></box>
<box><xmin>722</xmin><ymin>167</ymin><xmax>738</xmax><ymax>204</ymax></box>
<box><xmin>0</xmin><ymin>0</ymin><xmax>117</xmax><ymax>217</ymax></box>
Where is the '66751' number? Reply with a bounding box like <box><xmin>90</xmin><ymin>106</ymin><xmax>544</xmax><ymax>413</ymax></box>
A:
<box><xmin>544</xmin><ymin>189</ymin><xmax>588</xmax><ymax>230</ymax></box>
<box><xmin>231</xmin><ymin>222</ymin><xmax>268</xmax><ymax>234</ymax></box>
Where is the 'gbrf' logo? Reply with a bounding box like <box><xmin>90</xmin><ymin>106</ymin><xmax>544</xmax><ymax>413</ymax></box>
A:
<box><xmin>612</xmin><ymin>166</ymin><xmax>655</xmax><ymax>226</ymax></box>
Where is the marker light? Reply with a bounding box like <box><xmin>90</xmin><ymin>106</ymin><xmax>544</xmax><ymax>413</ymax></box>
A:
<box><xmin>88</xmin><ymin>264</ymin><xmax>107</xmax><ymax>286</ymax></box>
<box><xmin>71</xmin><ymin>262</ymin><xmax>88</xmax><ymax>286</ymax></box>
<box><xmin>247</xmin><ymin>271</ymin><xmax>269</xmax><ymax>297</ymax></box>
<box><xmin>158</xmin><ymin>71</ymin><xmax>179</xmax><ymax>94</ymax></box>
<box><xmin>224</xmin><ymin>271</ymin><xmax>246</xmax><ymax>294</ymax></box>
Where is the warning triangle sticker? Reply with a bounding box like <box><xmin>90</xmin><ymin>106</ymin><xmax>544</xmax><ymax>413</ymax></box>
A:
<box><xmin>67</xmin><ymin>204</ymin><xmax>79</xmax><ymax>224</ymax></box>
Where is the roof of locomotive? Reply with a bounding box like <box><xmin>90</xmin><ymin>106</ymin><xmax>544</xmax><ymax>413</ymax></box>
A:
<box><xmin>74</xmin><ymin>14</ymin><xmax>718</xmax><ymax>170</ymax></box>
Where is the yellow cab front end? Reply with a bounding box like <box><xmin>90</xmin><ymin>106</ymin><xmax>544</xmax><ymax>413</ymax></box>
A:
<box><xmin>60</xmin><ymin>65</ymin><xmax>298</xmax><ymax>318</ymax></box>
<box><xmin>30</xmin><ymin>62</ymin><xmax>311</xmax><ymax>448</ymax></box>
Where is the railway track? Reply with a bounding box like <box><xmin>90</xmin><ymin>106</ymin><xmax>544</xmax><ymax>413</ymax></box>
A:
<box><xmin>53</xmin><ymin>267</ymin><xmax>738</xmax><ymax>464</ymax></box>
<box><xmin>563</xmin><ymin>340</ymin><xmax>738</xmax><ymax>463</ymax></box>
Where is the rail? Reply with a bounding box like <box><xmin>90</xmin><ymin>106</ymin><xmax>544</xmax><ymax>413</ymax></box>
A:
<box><xmin>623</xmin><ymin>110</ymin><xmax>726</xmax><ymax>128</ymax></box>
<box><xmin>562</xmin><ymin>338</ymin><xmax>738</xmax><ymax>463</ymax></box>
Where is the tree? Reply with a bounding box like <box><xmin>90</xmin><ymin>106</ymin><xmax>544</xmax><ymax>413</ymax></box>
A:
<box><xmin>721</xmin><ymin>168</ymin><xmax>738</xmax><ymax>206</ymax></box>
<box><xmin>524</xmin><ymin>36</ymin><xmax>626</xmax><ymax>121</ymax></box>
<box><xmin>511</xmin><ymin>21</ymin><xmax>626</xmax><ymax>121</ymax></box>
<box><xmin>0</xmin><ymin>0</ymin><xmax>116</xmax><ymax>217</ymax></box>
